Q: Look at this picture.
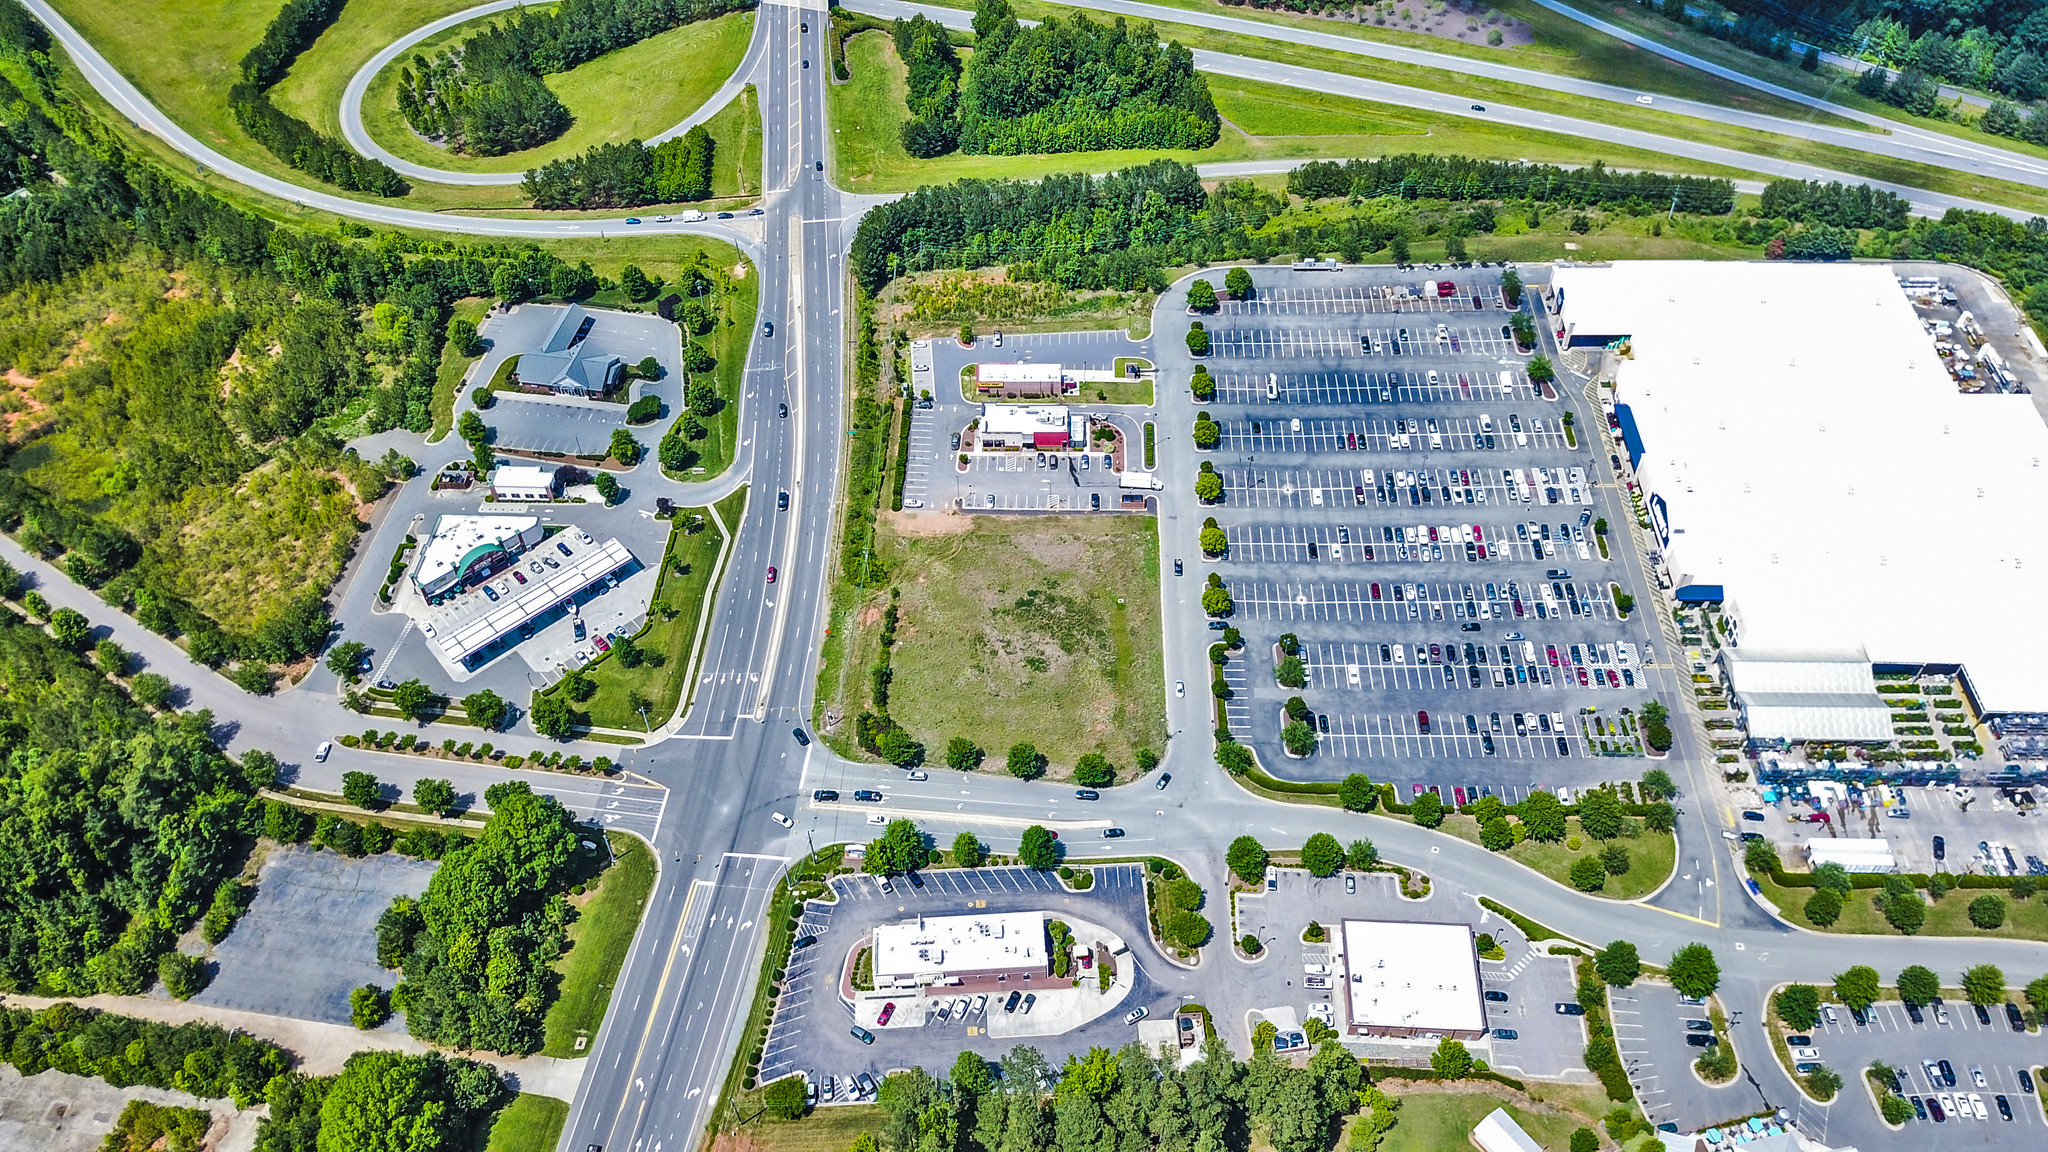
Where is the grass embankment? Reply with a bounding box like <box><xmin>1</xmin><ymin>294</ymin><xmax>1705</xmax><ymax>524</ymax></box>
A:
<box><xmin>827</xmin><ymin>30</ymin><xmax>1762</xmax><ymax>193</ymax></box>
<box><xmin>565</xmin><ymin>487</ymin><xmax>739</xmax><ymax>730</ymax></box>
<box><xmin>359</xmin><ymin>11</ymin><xmax>755</xmax><ymax>175</ymax></box>
<box><xmin>1422</xmin><ymin>814</ymin><xmax>1675</xmax><ymax>901</ymax></box>
<box><xmin>821</xmin><ymin>513</ymin><xmax>1167</xmax><ymax>777</ymax></box>
<box><xmin>654</xmin><ymin>257</ymin><xmax>757</xmax><ymax>482</ymax></box>
<box><xmin>700</xmin><ymin>83</ymin><xmax>763</xmax><ymax>200</ymax></box>
<box><xmin>885</xmin><ymin>270</ymin><xmax>1157</xmax><ymax>345</ymax></box>
<box><xmin>41</xmin><ymin>0</ymin><xmax>531</xmax><ymax>213</ymax></box>
<box><xmin>932</xmin><ymin>0</ymin><xmax>1846</xmax><ymax>127</ymax></box>
<box><xmin>543</xmin><ymin>833</ymin><xmax>657</xmax><ymax>1057</ymax></box>
<box><xmin>481</xmin><ymin>1094</ymin><xmax>569</xmax><ymax>1152</ymax></box>
<box><xmin>1750</xmin><ymin>866</ymin><xmax>2048</xmax><ymax>941</ymax></box>
<box><xmin>857</xmin><ymin>0</ymin><xmax>2048</xmax><ymax>216</ymax></box>
<box><xmin>429</xmin><ymin>297</ymin><xmax>492</xmax><ymax>442</ymax></box>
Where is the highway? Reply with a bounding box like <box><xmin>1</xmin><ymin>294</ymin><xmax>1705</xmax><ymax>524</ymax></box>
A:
<box><xmin>11</xmin><ymin>1</ymin><xmax>2048</xmax><ymax>1150</ymax></box>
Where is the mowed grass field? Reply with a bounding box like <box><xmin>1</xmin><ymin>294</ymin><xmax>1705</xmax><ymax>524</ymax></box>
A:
<box><xmin>827</xmin><ymin>32</ymin><xmax>1757</xmax><ymax>192</ymax></box>
<box><xmin>1369</xmin><ymin>1083</ymin><xmax>1593</xmax><ymax>1152</ymax></box>
<box><xmin>481</xmin><ymin>1094</ymin><xmax>569</xmax><ymax>1152</ymax></box>
<box><xmin>1752</xmin><ymin>867</ymin><xmax>2048</xmax><ymax>941</ymax></box>
<box><xmin>270</xmin><ymin>0</ymin><xmax>497</xmax><ymax>137</ymax></box>
<box><xmin>1431</xmin><ymin>814</ymin><xmax>1676</xmax><ymax>901</ymax></box>
<box><xmin>360</xmin><ymin>11</ymin><xmax>754</xmax><ymax>174</ymax></box>
<box><xmin>834</xmin><ymin>514</ymin><xmax>1167</xmax><ymax>778</ymax></box>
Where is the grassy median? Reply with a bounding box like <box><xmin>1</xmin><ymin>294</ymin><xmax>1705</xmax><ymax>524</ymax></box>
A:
<box><xmin>481</xmin><ymin>1094</ymin><xmax>568</xmax><ymax>1152</ymax></box>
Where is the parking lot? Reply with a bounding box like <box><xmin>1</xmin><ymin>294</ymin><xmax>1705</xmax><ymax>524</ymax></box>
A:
<box><xmin>1234</xmin><ymin>867</ymin><xmax>1585</xmax><ymax>1078</ymax></box>
<box><xmin>1197</xmin><ymin>264</ymin><xmax>1674</xmax><ymax>795</ymax></box>
<box><xmin>755</xmin><ymin>865</ymin><xmax>1175</xmax><ymax>1101</ymax></box>
<box><xmin>1608</xmin><ymin>982</ymin><xmax>1749</xmax><ymax>1133</ymax></box>
<box><xmin>195</xmin><ymin>845</ymin><xmax>435</xmax><ymax>1027</ymax></box>
<box><xmin>956</xmin><ymin>449</ymin><xmax>1147</xmax><ymax>514</ymax></box>
<box><xmin>1740</xmin><ymin>779</ymin><xmax>2048</xmax><ymax>879</ymax></box>
<box><xmin>1787</xmin><ymin>998</ymin><xmax>2045</xmax><ymax>1142</ymax></box>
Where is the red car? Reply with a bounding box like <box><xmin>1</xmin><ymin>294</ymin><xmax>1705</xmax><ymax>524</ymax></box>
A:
<box><xmin>1512</xmin><ymin>600</ymin><xmax>1525</xmax><ymax>617</ymax></box>
<box><xmin>594</xmin><ymin>636</ymin><xmax>612</xmax><ymax>653</ymax></box>
<box><xmin>767</xmin><ymin>566</ymin><xmax>778</xmax><ymax>583</ymax></box>
<box><xmin>1454</xmin><ymin>787</ymin><xmax>1468</xmax><ymax>806</ymax></box>
<box><xmin>1477</xmin><ymin>544</ymin><xmax>1488</xmax><ymax>559</ymax></box>
<box><xmin>512</xmin><ymin>570</ymin><xmax>527</xmax><ymax>584</ymax></box>
<box><xmin>1606</xmin><ymin>669</ymin><xmax>1620</xmax><ymax>688</ymax></box>
<box><xmin>878</xmin><ymin>1002</ymin><xmax>896</xmax><ymax>1025</ymax></box>
<box><xmin>1429</xmin><ymin>644</ymin><xmax>1441</xmax><ymax>663</ymax></box>
<box><xmin>1546</xmin><ymin>646</ymin><xmax>1560</xmax><ymax>666</ymax></box>
<box><xmin>1417</xmin><ymin>710</ymin><xmax>1431</xmax><ymax>734</ymax></box>
<box><xmin>1371</xmin><ymin>583</ymin><xmax>1381</xmax><ymax>600</ymax></box>
<box><xmin>1577</xmin><ymin>667</ymin><xmax>1590</xmax><ymax>686</ymax></box>
<box><xmin>1347</xmin><ymin>432</ymin><xmax>1358</xmax><ymax>449</ymax></box>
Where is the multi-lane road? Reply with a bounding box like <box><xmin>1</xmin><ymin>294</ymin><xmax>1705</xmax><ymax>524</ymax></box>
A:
<box><xmin>14</xmin><ymin>2</ymin><xmax>2048</xmax><ymax>1151</ymax></box>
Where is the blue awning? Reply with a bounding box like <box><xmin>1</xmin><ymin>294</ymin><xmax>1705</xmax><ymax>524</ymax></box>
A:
<box><xmin>1615</xmin><ymin>403</ymin><xmax>1646</xmax><ymax>469</ymax></box>
<box><xmin>1675</xmin><ymin>584</ymin><xmax>1724</xmax><ymax>603</ymax></box>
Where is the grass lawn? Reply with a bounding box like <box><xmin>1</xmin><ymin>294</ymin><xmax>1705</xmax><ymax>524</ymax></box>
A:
<box><xmin>1435</xmin><ymin>815</ymin><xmax>1675</xmax><ymax>901</ymax></box>
<box><xmin>871</xmin><ymin>1</ymin><xmax>2048</xmax><ymax>216</ymax></box>
<box><xmin>926</xmin><ymin>0</ymin><xmax>1845</xmax><ymax>127</ymax></box>
<box><xmin>822</xmin><ymin>514</ymin><xmax>1166</xmax><ymax>777</ymax></box>
<box><xmin>360</xmin><ymin>12</ymin><xmax>754</xmax><ymax>175</ymax></box>
<box><xmin>701</xmin><ymin>84</ymin><xmax>763</xmax><ymax>200</ymax></box>
<box><xmin>429</xmin><ymin>297</ymin><xmax>492</xmax><ymax>442</ymax></box>
<box><xmin>1371</xmin><ymin>1082</ymin><xmax>1592</xmax><ymax>1152</ymax></box>
<box><xmin>543</xmin><ymin>833</ymin><xmax>657</xmax><ymax>1057</ymax></box>
<box><xmin>1079</xmin><ymin>377</ymin><xmax>1155</xmax><ymax>405</ymax></box>
<box><xmin>269</xmin><ymin>0</ymin><xmax>496</xmax><ymax>137</ymax></box>
<box><xmin>714</xmin><ymin>1104</ymin><xmax>883</xmax><ymax>1152</ymax></box>
<box><xmin>481</xmin><ymin>1094</ymin><xmax>568</xmax><ymax>1152</ymax></box>
<box><xmin>827</xmin><ymin>32</ymin><xmax>1765</xmax><ymax>193</ymax></box>
<box><xmin>1751</xmin><ymin>867</ymin><xmax>2048</xmax><ymax>941</ymax></box>
<box><xmin>568</xmin><ymin>489</ymin><xmax>737</xmax><ymax>730</ymax></box>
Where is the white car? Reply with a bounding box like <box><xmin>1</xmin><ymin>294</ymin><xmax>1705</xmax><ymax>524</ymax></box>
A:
<box><xmin>906</xmin><ymin>770</ymin><xmax>928</xmax><ymax>781</ymax></box>
<box><xmin>1970</xmin><ymin>1094</ymin><xmax>1987</xmax><ymax>1121</ymax></box>
<box><xmin>1793</xmin><ymin>1047</ymin><xmax>1819</xmax><ymax>1060</ymax></box>
<box><xmin>1636</xmin><ymin>93</ymin><xmax>1654</xmax><ymax>104</ymax></box>
<box><xmin>771</xmin><ymin>812</ymin><xmax>793</xmax><ymax>828</ymax></box>
<box><xmin>314</xmin><ymin>741</ymin><xmax>332</xmax><ymax>762</ymax></box>
<box><xmin>1174</xmin><ymin>680</ymin><xmax>1185</xmax><ymax>698</ymax></box>
<box><xmin>866</xmin><ymin>813</ymin><xmax>888</xmax><ymax>826</ymax></box>
<box><xmin>1971</xmin><ymin>1065</ymin><xmax>1987</xmax><ymax>1088</ymax></box>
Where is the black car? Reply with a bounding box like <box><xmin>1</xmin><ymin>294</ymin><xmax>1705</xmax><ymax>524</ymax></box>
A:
<box><xmin>1905</xmin><ymin>1002</ymin><xmax>1923</xmax><ymax>1024</ymax></box>
<box><xmin>2020</xmin><ymin>1068</ymin><xmax>2036</xmax><ymax>1094</ymax></box>
<box><xmin>1851</xmin><ymin>1005</ymin><xmax>1869</xmax><ymax>1026</ymax></box>
<box><xmin>1491</xmin><ymin>1028</ymin><xmax>1517</xmax><ymax>1040</ymax></box>
<box><xmin>1939</xmin><ymin>1059</ymin><xmax>1956</xmax><ymax>1087</ymax></box>
<box><xmin>793</xmin><ymin>727</ymin><xmax>811</xmax><ymax>746</ymax></box>
<box><xmin>1910</xmin><ymin>1096</ymin><xmax>1927</xmax><ymax>1121</ymax></box>
<box><xmin>1974</xmin><ymin>1003</ymin><xmax>1992</xmax><ymax>1025</ymax></box>
<box><xmin>1074</xmin><ymin>789</ymin><xmax>1100</xmax><ymax>801</ymax></box>
<box><xmin>793</xmin><ymin>935</ymin><xmax>816</xmax><ymax>949</ymax></box>
<box><xmin>557</xmin><ymin>540</ymin><xmax>574</xmax><ymax>556</ymax></box>
<box><xmin>1996</xmin><ymin>1095</ymin><xmax>2012</xmax><ymax>1121</ymax></box>
<box><xmin>1156</xmin><ymin>773</ymin><xmax>1172</xmax><ymax>790</ymax></box>
<box><xmin>908</xmin><ymin>872</ymin><xmax>924</xmax><ymax>888</ymax></box>
<box><xmin>815</xmin><ymin>160</ymin><xmax>823</xmax><ymax>171</ymax></box>
<box><xmin>1004</xmin><ymin>991</ymin><xmax>1022</xmax><ymax>1012</ymax></box>
<box><xmin>1174</xmin><ymin>559</ymin><xmax>1183</xmax><ymax>576</ymax></box>
<box><xmin>779</xmin><ymin>403</ymin><xmax>788</xmax><ymax>418</ymax></box>
<box><xmin>1785</xmin><ymin>1035</ymin><xmax>1811</xmax><ymax>1047</ymax></box>
<box><xmin>1554</xmin><ymin>1003</ymin><xmax>1584</xmax><ymax>1015</ymax></box>
<box><xmin>762</xmin><ymin>321</ymin><xmax>774</xmax><ymax>337</ymax></box>
<box><xmin>853</xmin><ymin>790</ymin><xmax>883</xmax><ymax>802</ymax></box>
<box><xmin>1102</xmin><ymin>828</ymin><xmax>1125</xmax><ymax>838</ymax></box>
<box><xmin>1484</xmin><ymin>990</ymin><xmax>1508</xmax><ymax>1002</ymax></box>
<box><xmin>812</xmin><ymin>789</ymin><xmax>839</xmax><ymax>802</ymax></box>
<box><xmin>1933</xmin><ymin>835</ymin><xmax>1946</xmax><ymax>861</ymax></box>
<box><xmin>1685</xmin><ymin>1034</ymin><xmax>1718</xmax><ymax>1048</ymax></box>
<box><xmin>778</xmin><ymin>491</ymin><xmax>789</xmax><ymax>511</ymax></box>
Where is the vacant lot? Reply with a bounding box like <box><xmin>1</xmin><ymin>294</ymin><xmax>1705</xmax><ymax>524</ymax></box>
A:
<box><xmin>830</xmin><ymin>514</ymin><xmax>1165</xmax><ymax>778</ymax></box>
<box><xmin>195</xmin><ymin>843</ymin><xmax>436</xmax><ymax>1025</ymax></box>
<box><xmin>543</xmin><ymin>834</ymin><xmax>657</xmax><ymax>1057</ymax></box>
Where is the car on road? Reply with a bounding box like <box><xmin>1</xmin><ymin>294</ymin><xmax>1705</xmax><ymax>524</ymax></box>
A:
<box><xmin>766</xmin><ymin>566</ymin><xmax>777</xmax><ymax>583</ymax></box>
<box><xmin>762</xmin><ymin>321</ymin><xmax>774</xmax><ymax>337</ymax></box>
<box><xmin>780</xmin><ymin>403</ymin><xmax>789</xmax><ymax>418</ymax></box>
<box><xmin>1554</xmin><ymin>1003</ymin><xmax>1584</xmax><ymax>1015</ymax></box>
<box><xmin>1124</xmin><ymin>1008</ymin><xmax>1148</xmax><ymax>1025</ymax></box>
<box><xmin>314</xmin><ymin>741</ymin><xmax>332</xmax><ymax>762</ymax></box>
<box><xmin>1471</xmin><ymin>103</ymin><xmax>1484</xmax><ymax>111</ymax></box>
<box><xmin>1156</xmin><ymin>773</ymin><xmax>1172</xmax><ymax>789</ymax></box>
<box><xmin>851</xmin><ymin>1026</ymin><xmax>874</xmax><ymax>1044</ymax></box>
<box><xmin>1175</xmin><ymin>680</ymin><xmax>1185</xmax><ymax>697</ymax></box>
<box><xmin>906</xmin><ymin>770</ymin><xmax>928</xmax><ymax>781</ymax></box>
<box><xmin>793</xmin><ymin>728</ymin><xmax>811</xmax><ymax>746</ymax></box>
<box><xmin>771</xmin><ymin>812</ymin><xmax>792</xmax><ymax>827</ymax></box>
<box><xmin>853</xmin><ymin>790</ymin><xmax>882</xmax><ymax>801</ymax></box>
<box><xmin>813</xmin><ymin>790</ymin><xmax>838</xmax><ymax>802</ymax></box>
<box><xmin>1102</xmin><ymin>828</ymin><xmax>1125</xmax><ymax>838</ymax></box>
<box><xmin>1174</xmin><ymin>559</ymin><xmax>1183</xmax><ymax>575</ymax></box>
<box><xmin>625</xmin><ymin>217</ymin><xmax>641</xmax><ymax>225</ymax></box>
<box><xmin>1074</xmin><ymin>790</ymin><xmax>1099</xmax><ymax>801</ymax></box>
<box><xmin>779</xmin><ymin>491</ymin><xmax>789</xmax><ymax>511</ymax></box>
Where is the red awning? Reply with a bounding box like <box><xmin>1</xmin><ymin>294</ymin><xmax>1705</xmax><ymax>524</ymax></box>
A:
<box><xmin>1032</xmin><ymin>432</ymin><xmax>1066</xmax><ymax>449</ymax></box>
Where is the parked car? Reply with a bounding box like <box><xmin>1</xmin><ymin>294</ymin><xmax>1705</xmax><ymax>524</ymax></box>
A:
<box><xmin>1492</xmin><ymin>1029</ymin><xmax>1517</xmax><ymax>1040</ymax></box>
<box><xmin>1484</xmin><ymin>990</ymin><xmax>1508</xmax><ymax>1003</ymax></box>
<box><xmin>314</xmin><ymin>741</ymin><xmax>332</xmax><ymax>762</ymax></box>
<box><xmin>1554</xmin><ymin>1003</ymin><xmax>1584</xmax><ymax>1016</ymax></box>
<box><xmin>851</xmin><ymin>1026</ymin><xmax>875</xmax><ymax>1044</ymax></box>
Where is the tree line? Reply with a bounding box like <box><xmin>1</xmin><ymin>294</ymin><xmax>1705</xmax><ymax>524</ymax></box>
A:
<box><xmin>398</xmin><ymin>0</ymin><xmax>754</xmax><ymax>155</ymax></box>
<box><xmin>375</xmin><ymin>781</ymin><xmax>588</xmax><ymax>1054</ymax></box>
<box><xmin>229</xmin><ymin>0</ymin><xmax>409</xmax><ymax>196</ymax></box>
<box><xmin>1286</xmin><ymin>156</ymin><xmax>1736</xmax><ymax>215</ymax></box>
<box><xmin>520</xmin><ymin>125</ymin><xmax>715</xmax><ymax>209</ymax></box>
<box><xmin>884</xmin><ymin>0</ymin><xmax>1217</xmax><ymax>158</ymax></box>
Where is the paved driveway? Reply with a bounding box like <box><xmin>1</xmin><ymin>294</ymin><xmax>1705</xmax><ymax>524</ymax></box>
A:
<box><xmin>1610</xmin><ymin>981</ymin><xmax>1757</xmax><ymax>1132</ymax></box>
<box><xmin>1785</xmin><ymin>998</ymin><xmax>2045</xmax><ymax>1146</ymax></box>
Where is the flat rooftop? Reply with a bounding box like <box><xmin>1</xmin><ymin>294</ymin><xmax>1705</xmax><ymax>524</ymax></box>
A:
<box><xmin>414</xmin><ymin>514</ymin><xmax>539</xmax><ymax>591</ymax></box>
<box><xmin>871</xmin><ymin>911</ymin><xmax>1044</xmax><ymax>979</ymax></box>
<box><xmin>432</xmin><ymin>536</ymin><xmax>635</xmax><ymax>664</ymax></box>
<box><xmin>1340</xmin><ymin>919</ymin><xmax>1484</xmax><ymax>1034</ymax></box>
<box><xmin>1557</xmin><ymin>261</ymin><xmax>2048</xmax><ymax>715</ymax></box>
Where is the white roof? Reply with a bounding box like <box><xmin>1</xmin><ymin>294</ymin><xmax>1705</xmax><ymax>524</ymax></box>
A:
<box><xmin>976</xmin><ymin>363</ymin><xmax>1063</xmax><ymax>384</ymax></box>
<box><xmin>1340</xmin><ymin>919</ymin><xmax>1484</xmax><ymax>1034</ymax></box>
<box><xmin>980</xmin><ymin>404</ymin><xmax>1069</xmax><ymax>436</ymax></box>
<box><xmin>871</xmin><ymin>912</ymin><xmax>1044</xmax><ymax>978</ymax></box>
<box><xmin>413</xmin><ymin>515</ymin><xmax>539</xmax><ymax>590</ymax></box>
<box><xmin>1807</xmin><ymin>837</ymin><xmax>1896</xmax><ymax>861</ymax></box>
<box><xmin>1473</xmin><ymin>1109</ymin><xmax>1544</xmax><ymax>1152</ymax></box>
<box><xmin>434</xmin><ymin>537</ymin><xmax>634</xmax><ymax>662</ymax></box>
<box><xmin>1723</xmin><ymin>649</ymin><xmax>1893</xmax><ymax>741</ymax></box>
<box><xmin>1557</xmin><ymin>261</ymin><xmax>2048</xmax><ymax>714</ymax></box>
<box><xmin>491</xmin><ymin>464</ymin><xmax>556</xmax><ymax>491</ymax></box>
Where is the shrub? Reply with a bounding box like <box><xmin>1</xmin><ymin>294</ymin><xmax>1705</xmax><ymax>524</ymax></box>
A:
<box><xmin>1429</xmin><ymin>1037</ymin><xmax>1473</xmax><ymax>1078</ymax></box>
<box><xmin>341</xmin><ymin>771</ymin><xmax>380</xmax><ymax>809</ymax></box>
<box><xmin>1962</xmin><ymin>963</ymin><xmax>2005</xmax><ymax>1006</ymax></box>
<box><xmin>1006</xmin><ymin>742</ymin><xmax>1046</xmax><ymax>780</ymax></box>
<box><xmin>1226</xmin><ymin>836</ymin><xmax>1268</xmax><ymax>884</ymax></box>
<box><xmin>1968</xmin><ymin>894</ymin><xmax>2007</xmax><ymax>929</ymax></box>
<box><xmin>1804</xmin><ymin>888</ymin><xmax>1843</xmax><ymax>927</ymax></box>
<box><xmin>1833</xmin><ymin>965</ymin><xmax>1880</xmax><ymax>1011</ymax></box>
<box><xmin>158</xmin><ymin>952</ymin><xmax>208</xmax><ymax>1000</ymax></box>
<box><xmin>1338</xmin><ymin>773</ymin><xmax>1377</xmax><ymax>812</ymax></box>
<box><xmin>1240</xmin><ymin>934</ymin><xmax>1261</xmax><ymax>955</ymax></box>
<box><xmin>1569</xmin><ymin>856</ymin><xmax>1607</xmax><ymax>892</ymax></box>
<box><xmin>763</xmin><ymin>1074</ymin><xmax>807</xmax><ymax>1119</ymax></box>
<box><xmin>350</xmin><ymin>984</ymin><xmax>391</xmax><ymax>1029</ymax></box>
<box><xmin>1897</xmin><ymin>965</ymin><xmax>1940</xmax><ymax>1005</ymax></box>
<box><xmin>1410</xmin><ymin>790</ymin><xmax>1444</xmax><ymax>827</ymax></box>
<box><xmin>1595</xmin><ymin>941</ymin><xmax>1639</xmax><ymax>987</ymax></box>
